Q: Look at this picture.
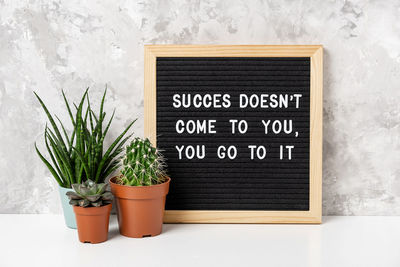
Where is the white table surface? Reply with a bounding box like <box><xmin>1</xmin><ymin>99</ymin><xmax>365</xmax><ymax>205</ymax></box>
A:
<box><xmin>0</xmin><ymin>215</ymin><xmax>399</xmax><ymax>267</ymax></box>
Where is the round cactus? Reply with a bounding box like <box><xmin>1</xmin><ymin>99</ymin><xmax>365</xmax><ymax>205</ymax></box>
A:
<box><xmin>119</xmin><ymin>137</ymin><xmax>166</xmax><ymax>186</ymax></box>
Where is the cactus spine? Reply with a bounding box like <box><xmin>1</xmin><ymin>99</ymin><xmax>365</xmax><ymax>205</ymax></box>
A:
<box><xmin>119</xmin><ymin>137</ymin><xmax>166</xmax><ymax>186</ymax></box>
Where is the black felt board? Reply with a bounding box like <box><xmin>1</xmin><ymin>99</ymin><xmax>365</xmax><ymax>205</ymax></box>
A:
<box><xmin>156</xmin><ymin>57</ymin><xmax>310</xmax><ymax>211</ymax></box>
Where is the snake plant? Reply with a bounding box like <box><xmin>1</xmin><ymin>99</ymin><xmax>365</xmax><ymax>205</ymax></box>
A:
<box><xmin>34</xmin><ymin>87</ymin><xmax>136</xmax><ymax>188</ymax></box>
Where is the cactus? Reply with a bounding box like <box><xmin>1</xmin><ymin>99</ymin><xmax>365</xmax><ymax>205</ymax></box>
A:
<box><xmin>66</xmin><ymin>180</ymin><xmax>113</xmax><ymax>207</ymax></box>
<box><xmin>118</xmin><ymin>137</ymin><xmax>166</xmax><ymax>186</ymax></box>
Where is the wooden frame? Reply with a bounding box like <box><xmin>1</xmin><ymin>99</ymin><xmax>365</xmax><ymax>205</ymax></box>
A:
<box><xmin>144</xmin><ymin>45</ymin><xmax>323</xmax><ymax>224</ymax></box>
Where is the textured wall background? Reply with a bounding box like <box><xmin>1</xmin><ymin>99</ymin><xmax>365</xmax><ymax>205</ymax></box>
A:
<box><xmin>0</xmin><ymin>0</ymin><xmax>399</xmax><ymax>215</ymax></box>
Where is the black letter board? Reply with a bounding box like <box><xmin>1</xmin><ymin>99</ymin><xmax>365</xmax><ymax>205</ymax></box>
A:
<box><xmin>144</xmin><ymin>45</ymin><xmax>322</xmax><ymax>223</ymax></box>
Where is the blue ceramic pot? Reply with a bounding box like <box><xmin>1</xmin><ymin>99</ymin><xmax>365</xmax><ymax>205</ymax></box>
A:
<box><xmin>58</xmin><ymin>186</ymin><xmax>77</xmax><ymax>229</ymax></box>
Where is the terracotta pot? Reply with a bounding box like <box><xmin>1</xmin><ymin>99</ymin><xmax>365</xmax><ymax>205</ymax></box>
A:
<box><xmin>109</xmin><ymin>177</ymin><xmax>170</xmax><ymax>238</ymax></box>
<box><xmin>73</xmin><ymin>204</ymin><xmax>112</xmax><ymax>244</ymax></box>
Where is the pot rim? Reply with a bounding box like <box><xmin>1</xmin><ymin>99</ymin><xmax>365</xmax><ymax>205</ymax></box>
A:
<box><xmin>109</xmin><ymin>176</ymin><xmax>171</xmax><ymax>188</ymax></box>
<box><xmin>59</xmin><ymin>185</ymin><xmax>72</xmax><ymax>190</ymax></box>
<box><xmin>73</xmin><ymin>203</ymin><xmax>112</xmax><ymax>215</ymax></box>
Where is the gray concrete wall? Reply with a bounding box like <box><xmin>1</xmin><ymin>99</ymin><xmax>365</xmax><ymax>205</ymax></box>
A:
<box><xmin>0</xmin><ymin>0</ymin><xmax>399</xmax><ymax>215</ymax></box>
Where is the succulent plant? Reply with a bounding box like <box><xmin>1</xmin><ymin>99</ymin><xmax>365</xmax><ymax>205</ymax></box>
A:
<box><xmin>117</xmin><ymin>137</ymin><xmax>167</xmax><ymax>186</ymax></box>
<box><xmin>66</xmin><ymin>180</ymin><xmax>113</xmax><ymax>207</ymax></box>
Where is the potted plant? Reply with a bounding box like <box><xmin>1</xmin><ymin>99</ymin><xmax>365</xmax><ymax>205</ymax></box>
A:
<box><xmin>109</xmin><ymin>137</ymin><xmax>171</xmax><ymax>238</ymax></box>
<box><xmin>66</xmin><ymin>180</ymin><xmax>113</xmax><ymax>243</ymax></box>
<box><xmin>34</xmin><ymin>88</ymin><xmax>135</xmax><ymax>228</ymax></box>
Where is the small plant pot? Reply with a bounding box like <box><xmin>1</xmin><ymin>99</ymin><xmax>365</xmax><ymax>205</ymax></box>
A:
<box><xmin>73</xmin><ymin>204</ymin><xmax>112</xmax><ymax>244</ymax></box>
<box><xmin>58</xmin><ymin>186</ymin><xmax>77</xmax><ymax>229</ymax></box>
<box><xmin>109</xmin><ymin>177</ymin><xmax>170</xmax><ymax>238</ymax></box>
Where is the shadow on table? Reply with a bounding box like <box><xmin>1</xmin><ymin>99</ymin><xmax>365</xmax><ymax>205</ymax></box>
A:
<box><xmin>107</xmin><ymin>216</ymin><xmax>120</xmax><ymax>240</ymax></box>
<box><xmin>162</xmin><ymin>223</ymin><xmax>184</xmax><ymax>234</ymax></box>
<box><xmin>322</xmin><ymin>216</ymin><xmax>341</xmax><ymax>224</ymax></box>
